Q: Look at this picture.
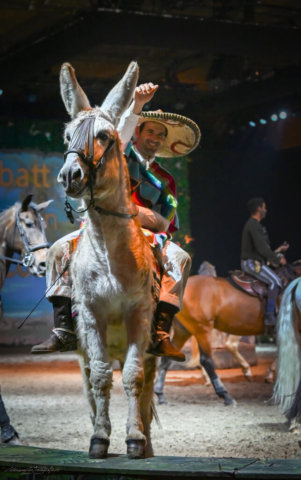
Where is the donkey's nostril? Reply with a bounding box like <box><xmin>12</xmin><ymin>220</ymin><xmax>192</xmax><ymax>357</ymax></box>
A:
<box><xmin>72</xmin><ymin>168</ymin><xmax>82</xmax><ymax>182</ymax></box>
<box><xmin>58</xmin><ymin>170</ymin><xmax>67</xmax><ymax>185</ymax></box>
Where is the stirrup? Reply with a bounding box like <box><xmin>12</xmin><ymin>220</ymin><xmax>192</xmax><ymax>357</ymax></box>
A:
<box><xmin>52</xmin><ymin>328</ymin><xmax>77</xmax><ymax>345</ymax></box>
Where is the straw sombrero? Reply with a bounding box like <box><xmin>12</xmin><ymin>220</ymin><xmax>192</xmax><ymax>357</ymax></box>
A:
<box><xmin>137</xmin><ymin>111</ymin><xmax>201</xmax><ymax>158</ymax></box>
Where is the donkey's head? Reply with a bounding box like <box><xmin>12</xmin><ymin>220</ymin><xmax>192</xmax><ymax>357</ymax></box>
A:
<box><xmin>58</xmin><ymin>62</ymin><xmax>138</xmax><ymax>202</ymax></box>
<box><xmin>13</xmin><ymin>194</ymin><xmax>52</xmax><ymax>277</ymax></box>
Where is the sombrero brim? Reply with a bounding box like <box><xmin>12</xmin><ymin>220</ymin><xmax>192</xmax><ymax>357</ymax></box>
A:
<box><xmin>137</xmin><ymin>111</ymin><xmax>201</xmax><ymax>158</ymax></box>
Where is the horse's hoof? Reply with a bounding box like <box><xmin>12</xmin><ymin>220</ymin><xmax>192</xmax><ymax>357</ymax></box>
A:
<box><xmin>243</xmin><ymin>368</ymin><xmax>253</xmax><ymax>382</ymax></box>
<box><xmin>126</xmin><ymin>439</ymin><xmax>146</xmax><ymax>459</ymax></box>
<box><xmin>89</xmin><ymin>437</ymin><xmax>109</xmax><ymax>459</ymax></box>
<box><xmin>224</xmin><ymin>394</ymin><xmax>237</xmax><ymax>406</ymax></box>
<box><xmin>156</xmin><ymin>393</ymin><xmax>167</xmax><ymax>405</ymax></box>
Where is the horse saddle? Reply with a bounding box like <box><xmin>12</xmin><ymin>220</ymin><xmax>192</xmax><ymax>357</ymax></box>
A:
<box><xmin>229</xmin><ymin>267</ymin><xmax>292</xmax><ymax>299</ymax></box>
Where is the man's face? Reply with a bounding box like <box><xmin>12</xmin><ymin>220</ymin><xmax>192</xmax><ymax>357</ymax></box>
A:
<box><xmin>258</xmin><ymin>203</ymin><xmax>267</xmax><ymax>219</ymax></box>
<box><xmin>135</xmin><ymin>121</ymin><xmax>167</xmax><ymax>158</ymax></box>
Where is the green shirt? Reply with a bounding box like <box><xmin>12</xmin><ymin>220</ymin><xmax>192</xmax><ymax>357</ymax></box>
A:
<box><xmin>241</xmin><ymin>217</ymin><xmax>281</xmax><ymax>266</ymax></box>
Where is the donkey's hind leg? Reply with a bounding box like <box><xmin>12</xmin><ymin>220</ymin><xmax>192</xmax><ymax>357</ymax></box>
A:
<box><xmin>81</xmin><ymin>307</ymin><xmax>113</xmax><ymax>459</ymax></box>
<box><xmin>123</xmin><ymin>309</ymin><xmax>150</xmax><ymax>459</ymax></box>
<box><xmin>77</xmin><ymin>349</ymin><xmax>97</xmax><ymax>426</ymax></box>
<box><xmin>140</xmin><ymin>355</ymin><xmax>157</xmax><ymax>457</ymax></box>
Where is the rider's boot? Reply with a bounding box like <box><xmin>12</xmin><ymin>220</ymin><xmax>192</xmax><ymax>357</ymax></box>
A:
<box><xmin>264</xmin><ymin>311</ymin><xmax>277</xmax><ymax>327</ymax></box>
<box><xmin>146</xmin><ymin>303</ymin><xmax>185</xmax><ymax>362</ymax></box>
<box><xmin>31</xmin><ymin>297</ymin><xmax>77</xmax><ymax>354</ymax></box>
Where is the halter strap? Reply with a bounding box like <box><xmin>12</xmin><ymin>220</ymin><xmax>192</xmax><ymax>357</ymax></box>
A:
<box><xmin>63</xmin><ymin>116</ymin><xmax>126</xmax><ymax>223</ymax></box>
<box><xmin>0</xmin><ymin>206</ymin><xmax>50</xmax><ymax>268</ymax></box>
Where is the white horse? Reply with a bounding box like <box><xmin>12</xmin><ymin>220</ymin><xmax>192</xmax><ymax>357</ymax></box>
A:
<box><xmin>273</xmin><ymin>277</ymin><xmax>301</xmax><ymax>431</ymax></box>
<box><xmin>58</xmin><ymin>61</ymin><xmax>158</xmax><ymax>459</ymax></box>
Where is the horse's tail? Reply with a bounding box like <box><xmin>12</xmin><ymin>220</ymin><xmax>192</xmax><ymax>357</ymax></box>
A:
<box><xmin>273</xmin><ymin>277</ymin><xmax>301</xmax><ymax>413</ymax></box>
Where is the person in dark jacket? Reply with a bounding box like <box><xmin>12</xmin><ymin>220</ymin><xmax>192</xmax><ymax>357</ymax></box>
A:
<box><xmin>241</xmin><ymin>198</ymin><xmax>288</xmax><ymax>326</ymax></box>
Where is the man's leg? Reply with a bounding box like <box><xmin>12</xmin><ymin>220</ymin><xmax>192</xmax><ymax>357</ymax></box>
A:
<box><xmin>241</xmin><ymin>260</ymin><xmax>281</xmax><ymax>326</ymax></box>
<box><xmin>147</xmin><ymin>240</ymin><xmax>191</xmax><ymax>362</ymax></box>
<box><xmin>31</xmin><ymin>230</ymin><xmax>80</xmax><ymax>354</ymax></box>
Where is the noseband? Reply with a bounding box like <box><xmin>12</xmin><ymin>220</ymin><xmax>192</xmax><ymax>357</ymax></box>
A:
<box><xmin>0</xmin><ymin>205</ymin><xmax>50</xmax><ymax>268</ymax></box>
<box><xmin>63</xmin><ymin>116</ymin><xmax>137</xmax><ymax>223</ymax></box>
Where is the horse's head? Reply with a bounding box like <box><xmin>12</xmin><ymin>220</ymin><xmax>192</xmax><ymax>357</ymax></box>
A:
<box><xmin>58</xmin><ymin>62</ymin><xmax>139</xmax><ymax>203</ymax></box>
<box><xmin>13</xmin><ymin>194</ymin><xmax>52</xmax><ymax>277</ymax></box>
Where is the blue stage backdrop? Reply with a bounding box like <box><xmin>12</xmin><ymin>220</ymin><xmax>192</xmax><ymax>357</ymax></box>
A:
<box><xmin>0</xmin><ymin>149</ymin><xmax>78</xmax><ymax>345</ymax></box>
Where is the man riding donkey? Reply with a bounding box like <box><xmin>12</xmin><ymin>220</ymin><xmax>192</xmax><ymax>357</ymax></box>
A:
<box><xmin>32</xmin><ymin>80</ymin><xmax>200</xmax><ymax>362</ymax></box>
<box><xmin>241</xmin><ymin>197</ymin><xmax>289</xmax><ymax>326</ymax></box>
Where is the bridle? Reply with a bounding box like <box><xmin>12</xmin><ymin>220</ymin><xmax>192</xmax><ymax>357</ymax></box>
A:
<box><xmin>0</xmin><ymin>204</ymin><xmax>50</xmax><ymax>268</ymax></box>
<box><xmin>63</xmin><ymin>116</ymin><xmax>137</xmax><ymax>224</ymax></box>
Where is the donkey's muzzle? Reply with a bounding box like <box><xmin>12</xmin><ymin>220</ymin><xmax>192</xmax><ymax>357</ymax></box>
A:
<box><xmin>58</xmin><ymin>161</ymin><xmax>86</xmax><ymax>196</ymax></box>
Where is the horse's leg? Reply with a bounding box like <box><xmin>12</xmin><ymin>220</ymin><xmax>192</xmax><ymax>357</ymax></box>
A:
<box><xmin>140</xmin><ymin>354</ymin><xmax>157</xmax><ymax>457</ymax></box>
<box><xmin>154</xmin><ymin>317</ymin><xmax>191</xmax><ymax>405</ymax></box>
<box><xmin>265</xmin><ymin>358</ymin><xmax>277</xmax><ymax>384</ymax></box>
<box><xmin>123</xmin><ymin>308</ymin><xmax>150</xmax><ymax>459</ymax></box>
<box><xmin>195</xmin><ymin>331</ymin><xmax>236</xmax><ymax>406</ymax></box>
<box><xmin>81</xmin><ymin>307</ymin><xmax>113</xmax><ymax>459</ymax></box>
<box><xmin>225</xmin><ymin>335</ymin><xmax>253</xmax><ymax>381</ymax></box>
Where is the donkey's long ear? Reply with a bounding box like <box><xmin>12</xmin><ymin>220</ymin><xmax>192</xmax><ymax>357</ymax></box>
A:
<box><xmin>60</xmin><ymin>63</ymin><xmax>91</xmax><ymax>118</ymax></box>
<box><xmin>101</xmin><ymin>61</ymin><xmax>139</xmax><ymax>127</ymax></box>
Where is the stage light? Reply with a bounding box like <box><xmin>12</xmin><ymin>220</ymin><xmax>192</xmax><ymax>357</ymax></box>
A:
<box><xmin>0</xmin><ymin>89</ymin><xmax>3</xmax><ymax>95</ymax></box>
<box><xmin>279</xmin><ymin>111</ymin><xmax>287</xmax><ymax>119</ymax></box>
<box><xmin>260</xmin><ymin>119</ymin><xmax>267</xmax><ymax>124</ymax></box>
<box><xmin>249</xmin><ymin>121</ymin><xmax>256</xmax><ymax>127</ymax></box>
<box><xmin>271</xmin><ymin>114</ymin><xmax>278</xmax><ymax>121</ymax></box>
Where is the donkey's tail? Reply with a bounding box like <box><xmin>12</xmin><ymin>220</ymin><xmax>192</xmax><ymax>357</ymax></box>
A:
<box><xmin>273</xmin><ymin>278</ymin><xmax>301</xmax><ymax>413</ymax></box>
<box><xmin>151</xmin><ymin>398</ymin><xmax>161</xmax><ymax>428</ymax></box>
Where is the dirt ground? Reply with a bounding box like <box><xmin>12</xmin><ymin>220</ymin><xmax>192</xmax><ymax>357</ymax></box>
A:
<box><xmin>0</xmin><ymin>348</ymin><xmax>300</xmax><ymax>460</ymax></box>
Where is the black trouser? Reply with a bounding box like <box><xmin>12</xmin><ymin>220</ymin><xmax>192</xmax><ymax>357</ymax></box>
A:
<box><xmin>241</xmin><ymin>259</ymin><xmax>281</xmax><ymax>313</ymax></box>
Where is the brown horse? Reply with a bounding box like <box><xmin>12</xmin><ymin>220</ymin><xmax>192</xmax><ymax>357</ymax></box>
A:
<box><xmin>155</xmin><ymin>272</ymin><xmax>301</xmax><ymax>406</ymax></box>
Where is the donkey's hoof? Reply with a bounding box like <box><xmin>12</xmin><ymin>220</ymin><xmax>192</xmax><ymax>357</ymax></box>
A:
<box><xmin>126</xmin><ymin>439</ymin><xmax>146</xmax><ymax>459</ymax></box>
<box><xmin>89</xmin><ymin>437</ymin><xmax>109</xmax><ymax>459</ymax></box>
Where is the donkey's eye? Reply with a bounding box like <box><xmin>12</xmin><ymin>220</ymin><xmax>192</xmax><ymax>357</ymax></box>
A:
<box><xmin>97</xmin><ymin>133</ymin><xmax>109</xmax><ymax>142</ymax></box>
<box><xmin>66</xmin><ymin>133</ymin><xmax>71</xmax><ymax>142</ymax></box>
<box><xmin>25</xmin><ymin>221</ymin><xmax>34</xmax><ymax>228</ymax></box>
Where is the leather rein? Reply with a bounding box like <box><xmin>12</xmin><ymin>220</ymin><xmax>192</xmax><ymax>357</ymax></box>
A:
<box><xmin>0</xmin><ymin>205</ymin><xmax>50</xmax><ymax>268</ymax></box>
<box><xmin>63</xmin><ymin>116</ymin><xmax>137</xmax><ymax>224</ymax></box>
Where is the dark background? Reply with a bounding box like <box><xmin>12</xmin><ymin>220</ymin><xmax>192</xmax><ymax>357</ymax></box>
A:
<box><xmin>1</xmin><ymin>1</ymin><xmax>301</xmax><ymax>279</ymax></box>
<box><xmin>188</xmin><ymin>144</ymin><xmax>301</xmax><ymax>276</ymax></box>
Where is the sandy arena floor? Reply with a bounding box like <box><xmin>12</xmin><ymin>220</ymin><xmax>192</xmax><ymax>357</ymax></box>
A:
<box><xmin>0</xmin><ymin>348</ymin><xmax>300</xmax><ymax>459</ymax></box>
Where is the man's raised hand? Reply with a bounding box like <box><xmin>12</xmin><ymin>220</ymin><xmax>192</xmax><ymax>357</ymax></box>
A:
<box><xmin>132</xmin><ymin>83</ymin><xmax>159</xmax><ymax>114</ymax></box>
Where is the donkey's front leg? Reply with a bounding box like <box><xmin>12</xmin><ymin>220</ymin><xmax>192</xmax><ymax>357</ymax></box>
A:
<box><xmin>82</xmin><ymin>307</ymin><xmax>113</xmax><ymax>459</ymax></box>
<box><xmin>123</xmin><ymin>310</ymin><xmax>149</xmax><ymax>459</ymax></box>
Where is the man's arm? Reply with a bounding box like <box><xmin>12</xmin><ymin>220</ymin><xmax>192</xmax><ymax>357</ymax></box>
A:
<box><xmin>251</xmin><ymin>221</ymin><xmax>282</xmax><ymax>266</ymax></box>
<box><xmin>136</xmin><ymin>206</ymin><xmax>170</xmax><ymax>232</ymax></box>
<box><xmin>118</xmin><ymin>83</ymin><xmax>158</xmax><ymax>150</ymax></box>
